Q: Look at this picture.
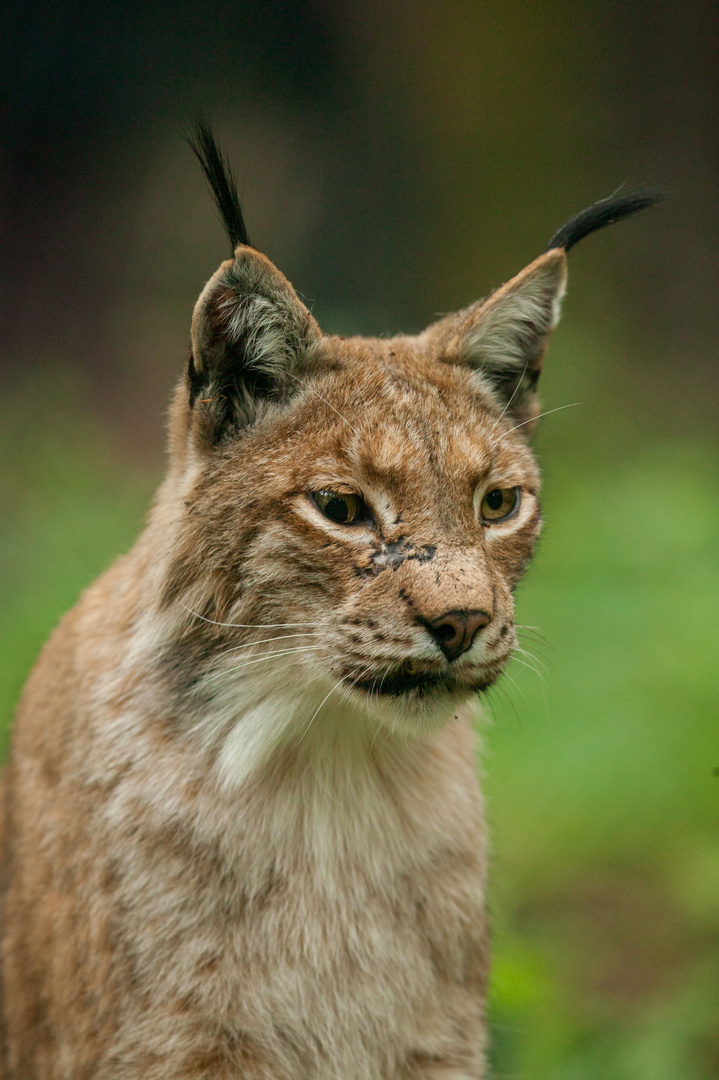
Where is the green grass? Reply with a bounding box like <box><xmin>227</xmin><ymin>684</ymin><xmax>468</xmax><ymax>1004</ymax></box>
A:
<box><xmin>1</xmin><ymin>359</ymin><xmax>717</xmax><ymax>1077</ymax></box>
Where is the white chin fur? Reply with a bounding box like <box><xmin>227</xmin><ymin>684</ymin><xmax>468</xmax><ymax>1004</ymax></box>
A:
<box><xmin>199</xmin><ymin>657</ymin><xmax>466</xmax><ymax>793</ymax></box>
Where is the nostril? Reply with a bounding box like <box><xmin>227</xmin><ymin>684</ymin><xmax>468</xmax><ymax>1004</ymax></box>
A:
<box><xmin>422</xmin><ymin>609</ymin><xmax>492</xmax><ymax>662</ymax></box>
<box><xmin>433</xmin><ymin>622</ymin><xmax>457</xmax><ymax>645</ymax></box>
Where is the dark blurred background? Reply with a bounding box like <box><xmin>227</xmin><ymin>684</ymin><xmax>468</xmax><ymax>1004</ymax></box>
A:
<box><xmin>1</xmin><ymin>2</ymin><xmax>718</xmax><ymax>1077</ymax></box>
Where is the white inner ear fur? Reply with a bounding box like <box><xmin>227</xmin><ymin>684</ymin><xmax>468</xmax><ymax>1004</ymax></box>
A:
<box><xmin>454</xmin><ymin>249</ymin><xmax>568</xmax><ymax>374</ymax></box>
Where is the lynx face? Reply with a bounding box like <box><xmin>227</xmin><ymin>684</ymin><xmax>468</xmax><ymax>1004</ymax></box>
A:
<box><xmin>164</xmin><ymin>340</ymin><xmax>541</xmax><ymax>739</ymax></box>
<box><xmin>290</xmin><ymin>353</ymin><xmax>541</xmax><ymax>707</ymax></box>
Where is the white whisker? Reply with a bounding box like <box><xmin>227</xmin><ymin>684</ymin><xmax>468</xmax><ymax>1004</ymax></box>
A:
<box><xmin>285</xmin><ymin>372</ymin><xmax>360</xmax><ymax>437</ymax></box>
<box><xmin>514</xmin><ymin>645</ymin><xmax>548</xmax><ymax>676</ymax></box>
<box><xmin>489</xmin><ymin>358</ymin><xmax>530</xmax><ymax>435</ymax></box>
<box><xmin>297</xmin><ymin>677</ymin><xmax>345</xmax><ymax>746</ymax></box>
<box><xmin>485</xmin><ymin>679</ymin><xmax>521</xmax><ymax>727</ymax></box>
<box><xmin>502</xmin><ymin>669</ymin><xmax>529</xmax><ymax>704</ymax></box>
<box><xmin>203</xmin><ymin>646</ymin><xmax>323</xmax><ymax>684</ymax></box>
<box><xmin>516</xmin><ymin>624</ymin><xmax>559</xmax><ymax>659</ymax></box>
<box><xmin>217</xmin><ymin>632</ymin><xmax>316</xmax><ymax>658</ymax></box>
<box><xmin>511</xmin><ymin>654</ymin><xmax>547</xmax><ymax>687</ymax></box>
<box><xmin>494</xmin><ymin>402</ymin><xmax>582</xmax><ymax>443</ymax></box>
<box><xmin>179</xmin><ymin>601</ymin><xmax>317</xmax><ymax>631</ymax></box>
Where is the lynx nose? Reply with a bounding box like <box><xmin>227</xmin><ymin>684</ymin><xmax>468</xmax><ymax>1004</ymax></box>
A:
<box><xmin>423</xmin><ymin>609</ymin><xmax>491</xmax><ymax>662</ymax></box>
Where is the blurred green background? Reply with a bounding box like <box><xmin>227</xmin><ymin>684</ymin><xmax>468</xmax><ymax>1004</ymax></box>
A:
<box><xmin>1</xmin><ymin>2</ymin><xmax>717</xmax><ymax>1076</ymax></box>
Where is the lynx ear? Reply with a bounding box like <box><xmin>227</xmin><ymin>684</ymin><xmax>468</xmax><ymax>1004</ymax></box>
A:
<box><xmin>442</xmin><ymin>249</ymin><xmax>567</xmax><ymax>429</ymax></box>
<box><xmin>188</xmin><ymin>247</ymin><xmax>321</xmax><ymax>443</ymax></box>
<box><xmin>438</xmin><ymin>188</ymin><xmax>663</xmax><ymax>430</ymax></box>
<box><xmin>184</xmin><ymin>118</ymin><xmax>320</xmax><ymax>444</ymax></box>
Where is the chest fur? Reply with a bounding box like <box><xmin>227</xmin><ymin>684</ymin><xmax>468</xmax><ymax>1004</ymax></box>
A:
<box><xmin>90</xmin><ymin>710</ymin><xmax>489</xmax><ymax>1075</ymax></box>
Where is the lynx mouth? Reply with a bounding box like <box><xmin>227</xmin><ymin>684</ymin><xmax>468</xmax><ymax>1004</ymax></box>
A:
<box><xmin>354</xmin><ymin>669</ymin><xmax>446</xmax><ymax>698</ymax></box>
<box><xmin>348</xmin><ymin>662</ymin><xmax>497</xmax><ymax>699</ymax></box>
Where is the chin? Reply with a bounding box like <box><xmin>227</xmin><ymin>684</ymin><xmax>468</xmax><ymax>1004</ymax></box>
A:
<box><xmin>341</xmin><ymin>661</ymin><xmax>503</xmax><ymax>739</ymax></box>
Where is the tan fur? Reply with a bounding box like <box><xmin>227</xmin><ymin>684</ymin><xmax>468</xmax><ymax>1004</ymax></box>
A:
<box><xmin>1</xmin><ymin>236</ymin><xmax>567</xmax><ymax>1078</ymax></box>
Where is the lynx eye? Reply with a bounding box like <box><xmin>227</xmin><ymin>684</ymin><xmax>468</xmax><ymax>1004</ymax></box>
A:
<box><xmin>312</xmin><ymin>490</ymin><xmax>366</xmax><ymax>525</ymax></box>
<box><xmin>480</xmin><ymin>487</ymin><xmax>521</xmax><ymax>523</ymax></box>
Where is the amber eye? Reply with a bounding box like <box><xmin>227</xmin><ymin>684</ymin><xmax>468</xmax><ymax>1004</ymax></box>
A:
<box><xmin>480</xmin><ymin>487</ymin><xmax>521</xmax><ymax>523</ymax></box>
<box><xmin>312</xmin><ymin>490</ymin><xmax>366</xmax><ymax>525</ymax></box>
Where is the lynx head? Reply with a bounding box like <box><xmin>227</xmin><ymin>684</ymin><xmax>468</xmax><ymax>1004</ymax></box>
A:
<box><xmin>151</xmin><ymin>122</ymin><xmax>659</xmax><ymax>783</ymax></box>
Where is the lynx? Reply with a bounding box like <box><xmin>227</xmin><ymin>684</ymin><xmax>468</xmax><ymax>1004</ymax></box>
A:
<box><xmin>0</xmin><ymin>124</ymin><xmax>658</xmax><ymax>1079</ymax></box>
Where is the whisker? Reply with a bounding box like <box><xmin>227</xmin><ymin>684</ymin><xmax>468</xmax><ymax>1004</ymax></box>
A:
<box><xmin>285</xmin><ymin>372</ymin><xmax>360</xmax><ymax>437</ymax></box>
<box><xmin>179</xmin><ymin>601</ymin><xmax>318</xmax><ymax>631</ymax></box>
<box><xmin>516</xmin><ymin>625</ymin><xmax>562</xmax><ymax>661</ymax></box>
<box><xmin>377</xmin><ymin>666</ymin><xmax>392</xmax><ymax>696</ymax></box>
<box><xmin>513</xmin><ymin>645</ymin><xmax>548</xmax><ymax>676</ymax></box>
<box><xmin>502</xmin><ymin>669</ymin><xmax>529</xmax><ymax>705</ymax></box>
<box><xmin>334</xmin><ymin>662</ymin><xmax>368</xmax><ymax>701</ymax></box>
<box><xmin>297</xmin><ymin>677</ymin><xmax>345</xmax><ymax>746</ymax></box>
<box><xmin>203</xmin><ymin>646</ymin><xmax>323</xmax><ymax>684</ymax></box>
<box><xmin>343</xmin><ymin>663</ymin><xmax>373</xmax><ymax>701</ymax></box>
<box><xmin>516</xmin><ymin>634</ymin><xmax>554</xmax><ymax>659</ymax></box>
<box><xmin>489</xmin><ymin>358</ymin><xmax>530</xmax><ymax>434</ymax></box>
<box><xmin>364</xmin><ymin>670</ymin><xmax>388</xmax><ymax>754</ymax></box>
<box><xmin>217</xmin><ymin>632</ymin><xmax>316</xmax><ymax>657</ymax></box>
<box><xmin>515</xmin><ymin>623</ymin><xmax>551</xmax><ymax>646</ymax></box>
<box><xmin>484</xmin><ymin>680</ymin><xmax>521</xmax><ymax>728</ymax></box>
<box><xmin>510</xmin><ymin>642</ymin><xmax>552</xmax><ymax>717</ymax></box>
<box><xmin>511</xmin><ymin>653</ymin><xmax>548</xmax><ymax>688</ymax></box>
<box><xmin>494</xmin><ymin>402</ymin><xmax>582</xmax><ymax>443</ymax></box>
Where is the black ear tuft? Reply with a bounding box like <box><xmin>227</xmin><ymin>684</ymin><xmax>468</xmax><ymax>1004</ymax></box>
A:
<box><xmin>186</xmin><ymin>116</ymin><xmax>252</xmax><ymax>253</ymax></box>
<box><xmin>546</xmin><ymin>189</ymin><xmax>665</xmax><ymax>252</ymax></box>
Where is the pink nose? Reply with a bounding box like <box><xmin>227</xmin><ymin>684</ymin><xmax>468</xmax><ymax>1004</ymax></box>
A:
<box><xmin>423</xmin><ymin>609</ymin><xmax>491</xmax><ymax>662</ymax></box>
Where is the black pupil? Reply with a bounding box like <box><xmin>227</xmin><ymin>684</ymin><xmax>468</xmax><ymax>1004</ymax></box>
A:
<box><xmin>326</xmin><ymin>496</ymin><xmax>350</xmax><ymax>523</ymax></box>
<box><xmin>486</xmin><ymin>489</ymin><xmax>505</xmax><ymax>511</ymax></box>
